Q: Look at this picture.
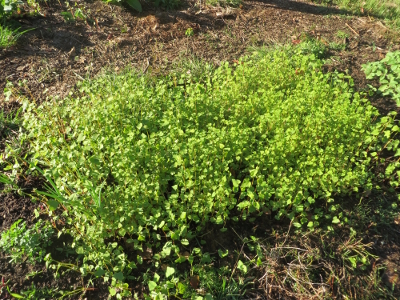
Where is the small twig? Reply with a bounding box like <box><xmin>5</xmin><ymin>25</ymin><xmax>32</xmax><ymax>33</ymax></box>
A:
<box><xmin>72</xmin><ymin>71</ymin><xmax>85</xmax><ymax>81</ymax></box>
<box><xmin>274</xmin><ymin>246</ymin><xmax>308</xmax><ymax>252</ymax></box>
<box><xmin>70</xmin><ymin>36</ymin><xmax>83</xmax><ymax>44</ymax></box>
<box><xmin>345</xmin><ymin>23</ymin><xmax>359</xmax><ymax>36</ymax></box>
<box><xmin>281</xmin><ymin>220</ymin><xmax>292</xmax><ymax>246</ymax></box>
<box><xmin>231</xmin><ymin>226</ymin><xmax>243</xmax><ymax>242</ymax></box>
<box><xmin>229</xmin><ymin>243</ymin><xmax>245</xmax><ymax>281</ymax></box>
<box><xmin>389</xmin><ymin>227</ymin><xmax>400</xmax><ymax>234</ymax></box>
<box><xmin>376</xmin><ymin>21</ymin><xmax>388</xmax><ymax>30</ymax></box>
<box><xmin>357</xmin><ymin>17</ymin><xmax>366</xmax><ymax>24</ymax></box>
<box><xmin>142</xmin><ymin>58</ymin><xmax>150</xmax><ymax>75</ymax></box>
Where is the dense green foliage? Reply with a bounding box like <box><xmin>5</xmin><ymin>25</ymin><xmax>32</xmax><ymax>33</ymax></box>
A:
<box><xmin>363</xmin><ymin>51</ymin><xmax>400</xmax><ymax>106</ymax></box>
<box><xmin>19</xmin><ymin>46</ymin><xmax>400</xmax><ymax>298</ymax></box>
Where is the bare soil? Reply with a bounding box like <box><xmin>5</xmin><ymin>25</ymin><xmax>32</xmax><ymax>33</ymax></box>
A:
<box><xmin>1</xmin><ymin>0</ymin><xmax>400</xmax><ymax>299</ymax></box>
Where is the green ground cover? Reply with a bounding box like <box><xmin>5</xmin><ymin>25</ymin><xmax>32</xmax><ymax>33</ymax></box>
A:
<box><xmin>1</xmin><ymin>43</ymin><xmax>398</xmax><ymax>298</ymax></box>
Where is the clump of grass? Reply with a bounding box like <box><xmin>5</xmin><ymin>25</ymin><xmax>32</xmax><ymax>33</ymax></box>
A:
<box><xmin>0</xmin><ymin>24</ymin><xmax>33</xmax><ymax>48</ymax></box>
<box><xmin>313</xmin><ymin>0</ymin><xmax>400</xmax><ymax>30</ymax></box>
<box><xmin>171</xmin><ymin>53</ymin><xmax>215</xmax><ymax>82</ymax></box>
<box><xmin>0</xmin><ymin>24</ymin><xmax>20</xmax><ymax>48</ymax></box>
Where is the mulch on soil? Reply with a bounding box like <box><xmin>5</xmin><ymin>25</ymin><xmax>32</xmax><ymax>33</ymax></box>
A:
<box><xmin>1</xmin><ymin>0</ymin><xmax>399</xmax><ymax>104</ymax></box>
<box><xmin>1</xmin><ymin>0</ymin><xmax>400</xmax><ymax>299</ymax></box>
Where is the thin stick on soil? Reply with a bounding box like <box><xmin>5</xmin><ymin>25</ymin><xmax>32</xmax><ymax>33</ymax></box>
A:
<box><xmin>345</xmin><ymin>23</ymin><xmax>359</xmax><ymax>36</ymax></box>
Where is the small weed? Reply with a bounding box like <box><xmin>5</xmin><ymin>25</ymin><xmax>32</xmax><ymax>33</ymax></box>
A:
<box><xmin>185</xmin><ymin>27</ymin><xmax>194</xmax><ymax>37</ymax></box>
<box><xmin>171</xmin><ymin>53</ymin><xmax>214</xmax><ymax>82</ymax></box>
<box><xmin>0</xmin><ymin>219</ymin><xmax>54</xmax><ymax>264</ymax></box>
<box><xmin>362</xmin><ymin>51</ymin><xmax>400</xmax><ymax>105</ymax></box>
<box><xmin>336</xmin><ymin>30</ymin><xmax>349</xmax><ymax>39</ymax></box>
<box><xmin>329</xmin><ymin>41</ymin><xmax>346</xmax><ymax>51</ymax></box>
<box><xmin>0</xmin><ymin>23</ymin><xmax>32</xmax><ymax>48</ymax></box>
<box><xmin>19</xmin><ymin>284</ymin><xmax>57</xmax><ymax>299</ymax></box>
<box><xmin>299</xmin><ymin>37</ymin><xmax>328</xmax><ymax>58</ymax></box>
<box><xmin>61</xmin><ymin>1</ymin><xmax>93</xmax><ymax>25</ymax></box>
<box><xmin>207</xmin><ymin>0</ymin><xmax>242</xmax><ymax>8</ymax></box>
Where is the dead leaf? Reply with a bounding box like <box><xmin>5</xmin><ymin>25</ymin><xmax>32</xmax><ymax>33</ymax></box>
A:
<box><xmin>16</xmin><ymin>65</ymin><xmax>28</xmax><ymax>72</ymax></box>
<box><xmin>189</xmin><ymin>275</ymin><xmax>200</xmax><ymax>289</ymax></box>
<box><xmin>394</xmin><ymin>214</ymin><xmax>400</xmax><ymax>225</ymax></box>
<box><xmin>67</xmin><ymin>46</ymin><xmax>76</xmax><ymax>60</ymax></box>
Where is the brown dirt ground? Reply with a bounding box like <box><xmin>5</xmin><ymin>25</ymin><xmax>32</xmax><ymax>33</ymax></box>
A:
<box><xmin>1</xmin><ymin>0</ymin><xmax>400</xmax><ymax>299</ymax></box>
<box><xmin>1</xmin><ymin>0</ymin><xmax>399</xmax><ymax>105</ymax></box>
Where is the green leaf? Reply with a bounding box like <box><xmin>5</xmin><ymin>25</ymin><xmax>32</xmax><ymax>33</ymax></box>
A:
<box><xmin>113</xmin><ymin>272</ymin><xmax>124</xmax><ymax>281</ymax></box>
<box><xmin>137</xmin><ymin>255</ymin><xmax>143</xmax><ymax>264</ymax></box>
<box><xmin>7</xmin><ymin>287</ymin><xmax>24</xmax><ymax>299</ymax></box>
<box><xmin>241</xmin><ymin>178</ymin><xmax>251</xmax><ymax>189</ymax></box>
<box><xmin>257</xmin><ymin>257</ymin><xmax>262</xmax><ymax>266</ymax></box>
<box><xmin>177</xmin><ymin>282</ymin><xmax>187</xmax><ymax>294</ymax></box>
<box><xmin>148</xmin><ymin>281</ymin><xmax>157</xmax><ymax>291</ymax></box>
<box><xmin>88</xmin><ymin>155</ymin><xmax>101</xmax><ymax>165</ymax></box>
<box><xmin>237</xmin><ymin>260</ymin><xmax>247</xmax><ymax>274</ymax></box>
<box><xmin>332</xmin><ymin>216</ymin><xmax>340</xmax><ymax>224</ymax></box>
<box><xmin>218</xmin><ymin>249</ymin><xmax>229</xmax><ymax>258</ymax></box>
<box><xmin>109</xmin><ymin>287</ymin><xmax>117</xmax><ymax>296</ymax></box>
<box><xmin>94</xmin><ymin>268</ymin><xmax>106</xmax><ymax>277</ymax></box>
<box><xmin>175</xmin><ymin>256</ymin><xmax>186</xmax><ymax>263</ymax></box>
<box><xmin>126</xmin><ymin>0</ymin><xmax>142</xmax><ymax>12</ymax></box>
<box><xmin>293</xmin><ymin>222</ymin><xmax>302</xmax><ymax>228</ymax></box>
<box><xmin>61</xmin><ymin>11</ymin><xmax>74</xmax><ymax>22</ymax></box>
<box><xmin>47</xmin><ymin>199</ymin><xmax>59</xmax><ymax>211</ymax></box>
<box><xmin>165</xmin><ymin>266</ymin><xmax>175</xmax><ymax>278</ymax></box>
<box><xmin>232</xmin><ymin>179</ymin><xmax>240</xmax><ymax>187</ymax></box>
